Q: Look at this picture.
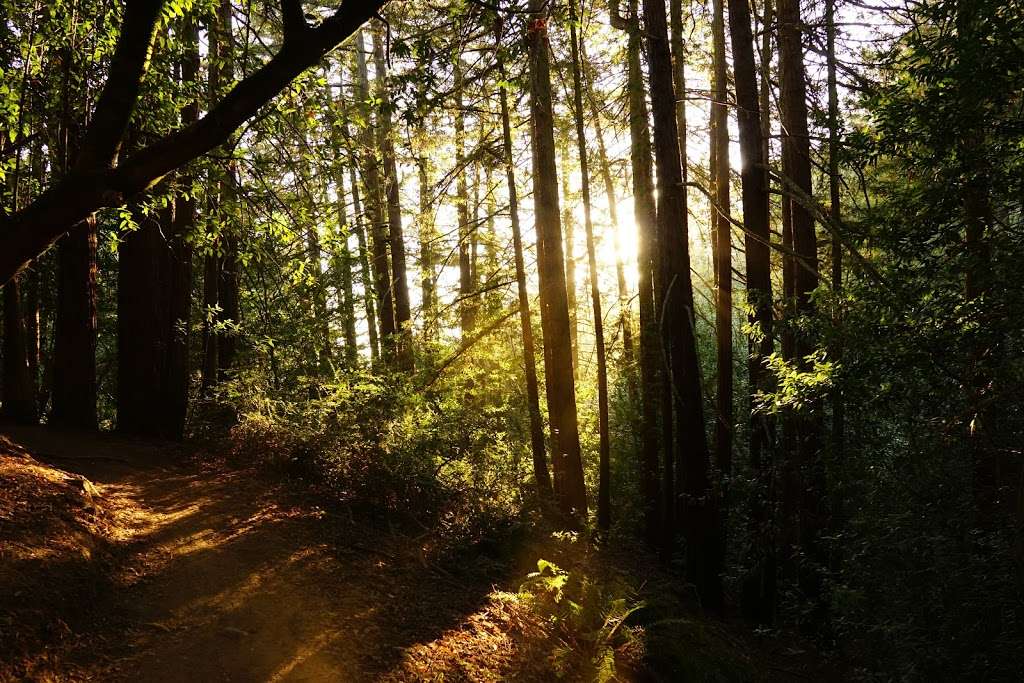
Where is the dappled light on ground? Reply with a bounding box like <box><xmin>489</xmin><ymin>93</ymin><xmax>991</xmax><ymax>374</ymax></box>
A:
<box><xmin>0</xmin><ymin>426</ymin><xmax>527</xmax><ymax>681</ymax></box>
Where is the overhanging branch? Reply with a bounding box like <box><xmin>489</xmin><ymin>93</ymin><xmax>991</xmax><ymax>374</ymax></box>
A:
<box><xmin>0</xmin><ymin>0</ymin><xmax>389</xmax><ymax>286</ymax></box>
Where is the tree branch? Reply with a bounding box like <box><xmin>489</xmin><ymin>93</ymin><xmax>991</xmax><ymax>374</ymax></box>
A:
<box><xmin>0</xmin><ymin>0</ymin><xmax>389</xmax><ymax>285</ymax></box>
<box><xmin>76</xmin><ymin>0</ymin><xmax>165</xmax><ymax>169</ymax></box>
<box><xmin>281</xmin><ymin>0</ymin><xmax>309</xmax><ymax>43</ymax></box>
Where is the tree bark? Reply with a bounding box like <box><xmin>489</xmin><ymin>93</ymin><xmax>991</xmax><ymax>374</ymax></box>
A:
<box><xmin>825</xmin><ymin>0</ymin><xmax>844</xmax><ymax>466</ymax></box>
<box><xmin>643</xmin><ymin>0</ymin><xmax>717</xmax><ymax>604</ymax></box>
<box><xmin>334</xmin><ymin>159</ymin><xmax>359</xmax><ymax>367</ymax></box>
<box><xmin>568</xmin><ymin>0</ymin><xmax>612</xmax><ymax>532</ymax></box>
<box><xmin>454</xmin><ymin>59</ymin><xmax>477</xmax><ymax>336</ymax></box>
<box><xmin>728</xmin><ymin>0</ymin><xmax>777</xmax><ymax>624</ymax></box>
<box><xmin>559</xmin><ymin>137</ymin><xmax>579</xmax><ymax>377</ymax></box>
<box><xmin>349</xmin><ymin>163</ymin><xmax>380</xmax><ymax>363</ymax></box>
<box><xmin>354</xmin><ymin>31</ymin><xmax>396</xmax><ymax>361</ymax></box>
<box><xmin>50</xmin><ymin>44</ymin><xmax>97</xmax><ymax>430</ymax></box>
<box><xmin>778</xmin><ymin>0</ymin><xmax>825</xmax><ymax>618</ymax></box>
<box><xmin>612</xmin><ymin>0</ymin><xmax>661</xmax><ymax>545</ymax></box>
<box><xmin>3</xmin><ymin>277</ymin><xmax>36</xmax><ymax>423</ymax></box>
<box><xmin>497</xmin><ymin>32</ymin><xmax>552</xmax><ymax>500</ymax></box>
<box><xmin>527</xmin><ymin>0</ymin><xmax>587</xmax><ymax>520</ymax></box>
<box><xmin>214</xmin><ymin>0</ymin><xmax>240</xmax><ymax>378</ymax></box>
<box><xmin>51</xmin><ymin>215</ymin><xmax>97</xmax><ymax>430</ymax></box>
<box><xmin>417</xmin><ymin>147</ymin><xmax>437</xmax><ymax>342</ymax></box>
<box><xmin>118</xmin><ymin>199</ymin><xmax>180</xmax><ymax>437</ymax></box>
<box><xmin>709</xmin><ymin>0</ymin><xmax>733</xmax><ymax>604</ymax></box>
<box><xmin>372</xmin><ymin>27</ymin><xmax>413</xmax><ymax>369</ymax></box>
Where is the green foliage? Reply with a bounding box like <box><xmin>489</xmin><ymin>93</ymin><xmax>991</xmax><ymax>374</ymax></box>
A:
<box><xmin>516</xmin><ymin>551</ymin><xmax>645</xmax><ymax>681</ymax></box>
<box><xmin>824</xmin><ymin>0</ymin><xmax>1024</xmax><ymax>676</ymax></box>
<box><xmin>209</xmin><ymin>332</ymin><xmax>540</xmax><ymax>552</ymax></box>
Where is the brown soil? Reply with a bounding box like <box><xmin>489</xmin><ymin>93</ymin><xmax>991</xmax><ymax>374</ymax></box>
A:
<box><xmin>1</xmin><ymin>424</ymin><xmax>837</xmax><ymax>682</ymax></box>
<box><xmin>0</xmin><ymin>425</ymin><xmax>530</xmax><ymax>682</ymax></box>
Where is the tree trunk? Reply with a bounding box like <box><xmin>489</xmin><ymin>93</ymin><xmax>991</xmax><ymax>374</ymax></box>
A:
<box><xmin>295</xmin><ymin>110</ymin><xmax>332</xmax><ymax>372</ymax></box>
<box><xmin>23</xmin><ymin>269</ymin><xmax>40</xmax><ymax>401</ymax></box>
<box><xmin>350</xmin><ymin>164</ymin><xmax>380</xmax><ymax>363</ymax></box>
<box><xmin>166</xmin><ymin>199</ymin><xmax>193</xmax><ymax>439</ymax></box>
<box><xmin>50</xmin><ymin>44</ymin><xmax>97</xmax><ymax>430</ymax></box>
<box><xmin>559</xmin><ymin>138</ymin><xmax>579</xmax><ymax>376</ymax></box>
<box><xmin>669</xmin><ymin>0</ymin><xmax>688</xmax><ymax>173</ymax></box>
<box><xmin>778</xmin><ymin>0</ymin><xmax>825</xmax><ymax>619</ymax></box>
<box><xmin>201</xmin><ymin>243</ymin><xmax>220</xmax><ymax>394</ymax></box>
<box><xmin>164</xmin><ymin>13</ymin><xmax>198</xmax><ymax>439</ymax></box>
<box><xmin>372</xmin><ymin>27</ymin><xmax>413</xmax><ymax>369</ymax></box>
<box><xmin>643</xmin><ymin>0</ymin><xmax>717</xmax><ymax>604</ymax></box>
<box><xmin>25</xmin><ymin>142</ymin><xmax>44</xmax><ymax>401</ymax></box>
<box><xmin>709</xmin><ymin>0</ymin><xmax>733</xmax><ymax>604</ymax></box>
<box><xmin>612</xmin><ymin>0</ymin><xmax>661</xmax><ymax>545</ymax></box>
<box><xmin>334</xmin><ymin>161</ymin><xmax>359</xmax><ymax>367</ymax></box>
<box><xmin>417</xmin><ymin>149</ymin><xmax>437</xmax><ymax>342</ymax></box>
<box><xmin>454</xmin><ymin>59</ymin><xmax>476</xmax><ymax>336</ymax></box>
<box><xmin>825</xmin><ymin>0</ymin><xmax>844</xmax><ymax>467</ymax></box>
<box><xmin>118</xmin><ymin>200</ymin><xmax>178</xmax><ymax>437</ymax></box>
<box><xmin>215</xmin><ymin>0</ymin><xmax>240</xmax><ymax>377</ymax></box>
<box><xmin>3</xmin><ymin>277</ymin><xmax>36</xmax><ymax>423</ymax></box>
<box><xmin>527</xmin><ymin>0</ymin><xmax>587</xmax><ymax>520</ymax></box>
<box><xmin>497</xmin><ymin>34</ymin><xmax>552</xmax><ymax>500</ymax></box>
<box><xmin>568</xmin><ymin>0</ymin><xmax>612</xmax><ymax>532</ymax></box>
<box><xmin>51</xmin><ymin>215</ymin><xmax>98</xmax><ymax>430</ymax></box>
<box><xmin>354</xmin><ymin>31</ymin><xmax>396</xmax><ymax>360</ymax></box>
<box><xmin>728</xmin><ymin>0</ymin><xmax>777</xmax><ymax>625</ymax></box>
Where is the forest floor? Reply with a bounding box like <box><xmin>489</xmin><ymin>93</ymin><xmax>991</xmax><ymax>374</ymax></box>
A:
<box><xmin>0</xmin><ymin>424</ymin><xmax>838</xmax><ymax>682</ymax></box>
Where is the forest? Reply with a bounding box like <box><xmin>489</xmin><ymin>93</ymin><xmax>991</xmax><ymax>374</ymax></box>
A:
<box><xmin>0</xmin><ymin>0</ymin><xmax>1022</xmax><ymax>679</ymax></box>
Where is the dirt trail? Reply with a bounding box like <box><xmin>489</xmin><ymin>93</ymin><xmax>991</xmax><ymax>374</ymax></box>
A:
<box><xmin>3</xmin><ymin>427</ymin><xmax>503</xmax><ymax>682</ymax></box>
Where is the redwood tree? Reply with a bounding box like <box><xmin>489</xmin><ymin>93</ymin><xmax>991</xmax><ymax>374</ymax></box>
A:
<box><xmin>527</xmin><ymin>0</ymin><xmax>587</xmax><ymax>520</ymax></box>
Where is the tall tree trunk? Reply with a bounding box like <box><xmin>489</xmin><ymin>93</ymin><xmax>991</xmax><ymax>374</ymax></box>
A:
<box><xmin>51</xmin><ymin>45</ymin><xmax>97</xmax><ymax>430</ymax></box>
<box><xmin>611</xmin><ymin>0</ymin><xmax>661</xmax><ymax>544</ymax></box>
<box><xmin>119</xmin><ymin>20</ymin><xmax>195</xmax><ymax>439</ymax></box>
<box><xmin>3</xmin><ymin>277</ymin><xmax>36</xmax><ymax>424</ymax></box>
<box><xmin>778</xmin><ymin>0</ymin><xmax>825</xmax><ymax>619</ymax></box>
<box><xmin>165</xmin><ymin>13</ymin><xmax>198</xmax><ymax>439</ymax></box>
<box><xmin>580</xmin><ymin>51</ymin><xmax>635</xmax><ymax>374</ymax></box>
<box><xmin>118</xmin><ymin>200</ymin><xmax>174</xmax><ymax>436</ymax></box>
<box><xmin>454</xmin><ymin>59</ymin><xmax>476</xmax><ymax>335</ymax></box>
<box><xmin>334</xmin><ymin>162</ymin><xmax>359</xmax><ymax>367</ymax></box>
<box><xmin>568</xmin><ymin>0</ymin><xmax>612</xmax><ymax>532</ymax></box>
<box><xmin>527</xmin><ymin>0</ymin><xmax>587</xmax><ymax>520</ymax></box>
<box><xmin>24</xmin><ymin>142</ymin><xmax>44</xmax><ymax>400</ymax></box>
<box><xmin>644</xmin><ymin>0</ymin><xmax>717</xmax><ymax>604</ymax></box>
<box><xmin>23</xmin><ymin>269</ymin><xmax>39</xmax><ymax>400</ymax></box>
<box><xmin>728</xmin><ymin>0</ymin><xmax>777</xmax><ymax>625</ymax></box>
<box><xmin>201</xmin><ymin>237</ymin><xmax>220</xmax><ymax>393</ymax></box>
<box><xmin>669</xmin><ymin>0</ymin><xmax>688</xmax><ymax>173</ymax></box>
<box><xmin>709</xmin><ymin>0</ymin><xmax>733</xmax><ymax>603</ymax></box>
<box><xmin>307</xmin><ymin>198</ymin><xmax>332</xmax><ymax>370</ymax></box>
<box><xmin>215</xmin><ymin>0</ymin><xmax>239</xmax><ymax>377</ymax></box>
<box><xmin>372</xmin><ymin>27</ymin><xmax>413</xmax><ymax>369</ymax></box>
<box><xmin>825</xmin><ymin>0</ymin><xmax>844</xmax><ymax>467</ymax></box>
<box><xmin>354</xmin><ymin>31</ymin><xmax>396</xmax><ymax>360</ymax></box>
<box><xmin>759</xmin><ymin>0</ymin><xmax>774</xmax><ymax>190</ymax></box>
<box><xmin>350</xmin><ymin>164</ymin><xmax>380</xmax><ymax>363</ymax></box>
<box><xmin>417</xmin><ymin>148</ymin><xmax>437</xmax><ymax>342</ymax></box>
<box><xmin>2</xmin><ymin>10</ymin><xmax>38</xmax><ymax>426</ymax></box>
<box><xmin>295</xmin><ymin>111</ymin><xmax>332</xmax><ymax>372</ymax></box>
<box><xmin>559</xmin><ymin>137</ymin><xmax>579</xmax><ymax>376</ymax></box>
<box><xmin>497</xmin><ymin>32</ymin><xmax>552</xmax><ymax>500</ymax></box>
<box><xmin>51</xmin><ymin>215</ymin><xmax>97</xmax><ymax>430</ymax></box>
<box><xmin>471</xmin><ymin>153</ymin><xmax>481</xmax><ymax>293</ymax></box>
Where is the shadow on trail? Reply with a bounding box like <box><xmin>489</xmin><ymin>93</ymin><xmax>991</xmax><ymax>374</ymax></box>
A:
<box><xmin>2</xmin><ymin>425</ymin><xmax>508</xmax><ymax>682</ymax></box>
